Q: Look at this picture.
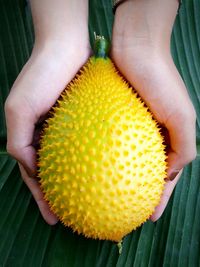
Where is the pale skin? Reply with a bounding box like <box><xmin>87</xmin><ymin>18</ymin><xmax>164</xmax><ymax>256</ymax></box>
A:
<box><xmin>5</xmin><ymin>0</ymin><xmax>196</xmax><ymax>225</ymax></box>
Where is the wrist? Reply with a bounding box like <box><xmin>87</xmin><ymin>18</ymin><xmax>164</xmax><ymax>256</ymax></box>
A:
<box><xmin>112</xmin><ymin>0</ymin><xmax>178</xmax><ymax>53</ymax></box>
<box><xmin>32</xmin><ymin>37</ymin><xmax>91</xmax><ymax>66</ymax></box>
<box><xmin>31</xmin><ymin>0</ymin><xmax>90</xmax><ymax>53</ymax></box>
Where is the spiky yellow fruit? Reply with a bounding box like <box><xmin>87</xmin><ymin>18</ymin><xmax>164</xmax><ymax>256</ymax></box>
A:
<box><xmin>38</xmin><ymin>40</ymin><xmax>166</xmax><ymax>242</ymax></box>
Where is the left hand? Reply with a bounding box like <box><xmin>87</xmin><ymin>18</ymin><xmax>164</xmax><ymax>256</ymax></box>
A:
<box><xmin>5</xmin><ymin>0</ymin><xmax>91</xmax><ymax>224</ymax></box>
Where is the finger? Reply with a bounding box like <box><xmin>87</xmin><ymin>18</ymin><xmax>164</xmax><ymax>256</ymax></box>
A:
<box><xmin>19</xmin><ymin>163</ymin><xmax>58</xmax><ymax>225</ymax></box>
<box><xmin>150</xmin><ymin>171</ymin><xmax>182</xmax><ymax>222</ymax></box>
<box><xmin>165</xmin><ymin>109</ymin><xmax>196</xmax><ymax>180</ymax></box>
<box><xmin>5</xmin><ymin>99</ymin><xmax>37</xmax><ymax>176</ymax></box>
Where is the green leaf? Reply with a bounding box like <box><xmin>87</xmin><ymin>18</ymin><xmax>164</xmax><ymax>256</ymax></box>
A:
<box><xmin>0</xmin><ymin>0</ymin><xmax>200</xmax><ymax>266</ymax></box>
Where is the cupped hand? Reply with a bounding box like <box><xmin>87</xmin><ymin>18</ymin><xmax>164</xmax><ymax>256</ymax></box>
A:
<box><xmin>111</xmin><ymin>0</ymin><xmax>196</xmax><ymax>221</ymax></box>
<box><xmin>5</xmin><ymin>37</ymin><xmax>91</xmax><ymax>225</ymax></box>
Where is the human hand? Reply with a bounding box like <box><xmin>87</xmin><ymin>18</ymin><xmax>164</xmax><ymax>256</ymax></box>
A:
<box><xmin>5</xmin><ymin>0</ymin><xmax>91</xmax><ymax>225</ymax></box>
<box><xmin>111</xmin><ymin>0</ymin><xmax>196</xmax><ymax>221</ymax></box>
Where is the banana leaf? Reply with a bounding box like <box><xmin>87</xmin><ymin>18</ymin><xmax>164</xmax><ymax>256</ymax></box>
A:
<box><xmin>0</xmin><ymin>0</ymin><xmax>200</xmax><ymax>266</ymax></box>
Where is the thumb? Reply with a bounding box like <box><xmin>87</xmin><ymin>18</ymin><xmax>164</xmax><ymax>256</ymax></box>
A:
<box><xmin>19</xmin><ymin>164</ymin><xmax>58</xmax><ymax>225</ymax></box>
<box><xmin>150</xmin><ymin>171</ymin><xmax>182</xmax><ymax>222</ymax></box>
<box><xmin>165</xmin><ymin>109</ymin><xmax>196</xmax><ymax>181</ymax></box>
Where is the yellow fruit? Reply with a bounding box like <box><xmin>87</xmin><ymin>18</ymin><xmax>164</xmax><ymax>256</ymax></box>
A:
<box><xmin>38</xmin><ymin>37</ymin><xmax>166</xmax><ymax>242</ymax></box>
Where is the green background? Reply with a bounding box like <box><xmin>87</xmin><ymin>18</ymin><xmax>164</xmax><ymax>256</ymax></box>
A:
<box><xmin>0</xmin><ymin>0</ymin><xmax>200</xmax><ymax>266</ymax></box>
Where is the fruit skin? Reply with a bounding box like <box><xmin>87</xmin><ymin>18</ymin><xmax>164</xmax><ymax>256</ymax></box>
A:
<box><xmin>38</xmin><ymin>56</ymin><xmax>167</xmax><ymax>242</ymax></box>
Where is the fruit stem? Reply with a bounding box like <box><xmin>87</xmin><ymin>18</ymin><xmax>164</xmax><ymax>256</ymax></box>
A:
<box><xmin>94</xmin><ymin>33</ymin><xmax>109</xmax><ymax>58</ymax></box>
<box><xmin>117</xmin><ymin>240</ymin><xmax>123</xmax><ymax>254</ymax></box>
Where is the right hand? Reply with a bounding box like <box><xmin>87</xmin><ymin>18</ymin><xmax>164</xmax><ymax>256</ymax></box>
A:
<box><xmin>111</xmin><ymin>0</ymin><xmax>196</xmax><ymax>221</ymax></box>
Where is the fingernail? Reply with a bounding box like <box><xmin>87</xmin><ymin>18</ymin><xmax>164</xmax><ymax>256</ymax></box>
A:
<box><xmin>48</xmin><ymin>216</ymin><xmax>59</xmax><ymax>225</ymax></box>
<box><xmin>169</xmin><ymin>171</ymin><xmax>179</xmax><ymax>181</ymax></box>
<box><xmin>27</xmin><ymin>166</ymin><xmax>37</xmax><ymax>178</ymax></box>
<box><xmin>27</xmin><ymin>170</ymin><xmax>37</xmax><ymax>179</ymax></box>
<box><xmin>30</xmin><ymin>173</ymin><xmax>39</xmax><ymax>180</ymax></box>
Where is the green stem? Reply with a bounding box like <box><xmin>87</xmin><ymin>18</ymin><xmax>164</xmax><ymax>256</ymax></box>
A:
<box><xmin>94</xmin><ymin>34</ymin><xmax>109</xmax><ymax>58</ymax></box>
